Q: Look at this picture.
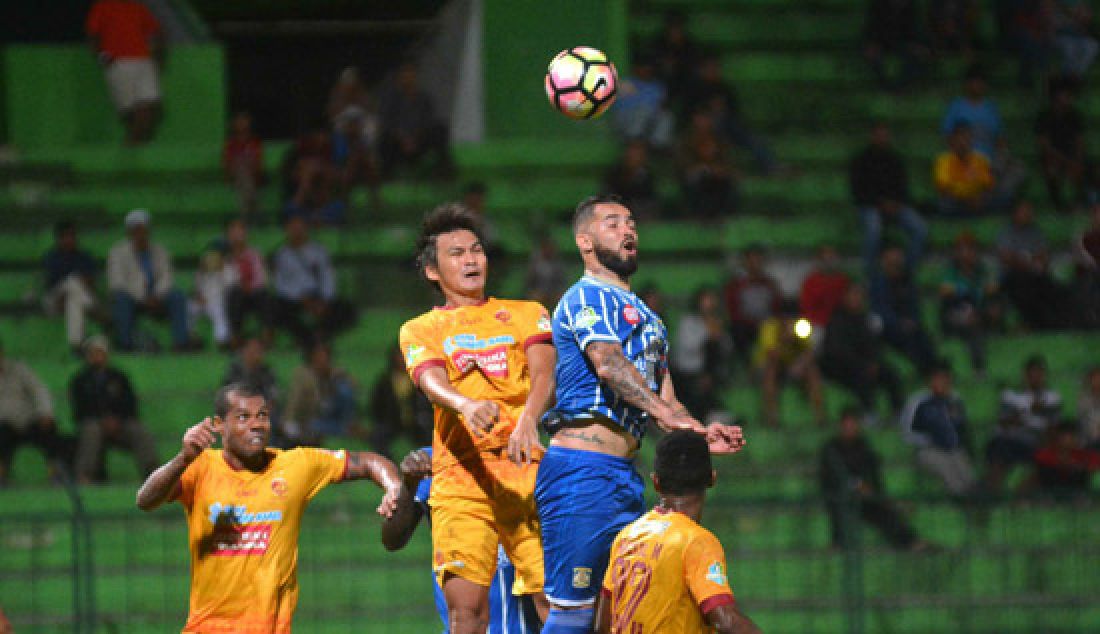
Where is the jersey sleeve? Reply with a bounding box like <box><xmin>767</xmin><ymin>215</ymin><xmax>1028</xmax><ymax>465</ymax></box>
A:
<box><xmin>518</xmin><ymin>301</ymin><xmax>553</xmax><ymax>350</ymax></box>
<box><xmin>684</xmin><ymin>530</ymin><xmax>736</xmax><ymax>616</ymax></box>
<box><xmin>399</xmin><ymin>318</ymin><xmax>448</xmax><ymax>386</ymax></box>
<box><xmin>561</xmin><ymin>286</ymin><xmax>621</xmax><ymax>350</ymax></box>
<box><xmin>172</xmin><ymin>451</ymin><xmax>207</xmax><ymax>510</ymax></box>
<box><xmin>298</xmin><ymin>447</ymin><xmax>349</xmax><ymax>500</ymax></box>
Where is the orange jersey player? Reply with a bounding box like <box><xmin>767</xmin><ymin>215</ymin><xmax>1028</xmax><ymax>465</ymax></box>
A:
<box><xmin>398</xmin><ymin>203</ymin><xmax>555</xmax><ymax>633</ymax></box>
<box><xmin>596</xmin><ymin>431</ymin><xmax>760</xmax><ymax>634</ymax></box>
<box><xmin>135</xmin><ymin>380</ymin><xmax>405</xmax><ymax>634</ymax></box>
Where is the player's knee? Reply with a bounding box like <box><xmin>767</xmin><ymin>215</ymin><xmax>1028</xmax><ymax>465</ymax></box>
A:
<box><xmin>448</xmin><ymin>604</ymin><xmax>489</xmax><ymax>633</ymax></box>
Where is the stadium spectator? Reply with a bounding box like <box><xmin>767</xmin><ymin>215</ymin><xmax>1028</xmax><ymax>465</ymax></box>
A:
<box><xmin>222</xmin><ymin>112</ymin><xmax>265</xmax><ymax>219</ymax></box>
<box><xmin>684</xmin><ymin>53</ymin><xmax>779</xmax><ymax>176</ymax></box>
<box><xmin>677</xmin><ymin>109</ymin><xmax>739</xmax><ymax>220</ymax></box>
<box><xmin>223</xmin><ymin>218</ymin><xmax>272</xmax><ymax>347</ymax></box>
<box><xmin>938</xmin><ymin>233</ymin><xmax>1002</xmax><ymax>376</ymax></box>
<box><xmin>525</xmin><ymin>234</ymin><xmax>567</xmax><ymax>308</ymax></box>
<box><xmin>221</xmin><ymin>337</ymin><xmax>285</xmax><ymax>446</ymax></box>
<box><xmin>367</xmin><ymin>346</ymin><xmax>432</xmax><ymax>460</ymax></box>
<box><xmin>798</xmin><ymin>244</ymin><xmax>851</xmax><ymax>345</ymax></box>
<box><xmin>1077</xmin><ymin>366</ymin><xmax>1100</xmax><ymax>448</ymax></box>
<box><xmin>821</xmin><ymin>284</ymin><xmax>904</xmax><ymax>420</ymax></box>
<box><xmin>723</xmin><ymin>244</ymin><xmax>782</xmax><ymax>360</ymax></box>
<box><xmin>649</xmin><ymin>11</ymin><xmax>701</xmax><ymax>107</ymax></box>
<box><xmin>862</xmin><ymin>0</ymin><xmax>927</xmax><ymax>90</ymax></box>
<box><xmin>41</xmin><ymin>220</ymin><xmax>100</xmax><ymax>353</ymax></box>
<box><xmin>934</xmin><ymin>122</ymin><xmax>996</xmax><ymax>216</ymax></box>
<box><xmin>190</xmin><ymin>247</ymin><xmax>234</xmax><ymax>350</ymax></box>
<box><xmin>673</xmin><ymin>287</ymin><xmax>735</xmax><ymax>422</ymax></box>
<box><xmin>900</xmin><ymin>361</ymin><xmax>979</xmax><ymax>497</ymax></box>
<box><xmin>849</xmin><ymin>121</ymin><xmax>927</xmax><ymax>275</ymax></box>
<box><xmin>997</xmin><ymin>0</ymin><xmax>1054</xmax><ymax>87</ymax></box>
<box><xmin>610</xmin><ymin>54</ymin><xmax>675</xmax><ymax>150</ymax></box>
<box><xmin>820</xmin><ymin>408</ymin><xmax>929</xmax><ymax>551</ymax></box>
<box><xmin>106</xmin><ymin>210</ymin><xmax>195</xmax><ymax>352</ymax></box>
<box><xmin>85</xmin><ymin>0</ymin><xmax>163</xmax><ymax>145</ymax></box>
<box><xmin>282</xmin><ymin>128</ymin><xmax>346</xmax><ymax>225</ymax></box>
<box><xmin>997</xmin><ymin>200</ymin><xmax>1073</xmax><ymax>330</ymax></box>
<box><xmin>986</xmin><ymin>355</ymin><xmax>1062</xmax><ymax>492</ymax></box>
<box><xmin>0</xmin><ymin>339</ymin><xmax>72</xmax><ymax>486</ymax></box>
<box><xmin>378</xmin><ymin>61</ymin><xmax>454</xmax><ymax>179</ymax></box>
<box><xmin>326</xmin><ymin>66</ymin><xmax>379</xmax><ymax>152</ymax></box>
<box><xmin>1032</xmin><ymin>421</ymin><xmax>1100</xmax><ymax>497</ymax></box>
<box><xmin>332</xmin><ymin>105</ymin><xmax>381</xmax><ymax>210</ymax></box>
<box><xmin>1050</xmin><ymin>0</ymin><xmax>1098</xmax><ymax>77</ymax></box>
<box><xmin>284</xmin><ymin>339</ymin><xmax>358</xmax><ymax>445</ymax></box>
<box><xmin>70</xmin><ymin>334</ymin><xmax>157</xmax><ymax>483</ymax></box>
<box><xmin>869</xmin><ymin>245</ymin><xmax>937</xmax><ymax>373</ymax></box>
<box><xmin>270</xmin><ymin>215</ymin><xmax>357</xmax><ymax>348</ymax></box>
<box><xmin>604</xmin><ymin>139</ymin><xmax>661</xmax><ymax>219</ymax></box>
<box><xmin>754</xmin><ymin>303</ymin><xmax>827</xmax><ymax>427</ymax></box>
<box><xmin>928</xmin><ymin>0</ymin><xmax>981</xmax><ymax>56</ymax></box>
<box><xmin>1036</xmin><ymin>78</ymin><xmax>1087</xmax><ymax>212</ymax></box>
<box><xmin>1072</xmin><ymin>203</ymin><xmax>1100</xmax><ymax>327</ymax></box>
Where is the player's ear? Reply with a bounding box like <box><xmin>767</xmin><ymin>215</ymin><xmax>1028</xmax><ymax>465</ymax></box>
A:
<box><xmin>575</xmin><ymin>231</ymin><xmax>592</xmax><ymax>253</ymax></box>
<box><xmin>424</xmin><ymin>265</ymin><xmax>441</xmax><ymax>282</ymax></box>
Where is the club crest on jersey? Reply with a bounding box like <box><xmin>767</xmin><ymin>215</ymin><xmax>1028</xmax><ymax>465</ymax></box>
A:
<box><xmin>623</xmin><ymin>305</ymin><xmax>641</xmax><ymax>325</ymax></box>
<box><xmin>706</xmin><ymin>562</ymin><xmax>728</xmax><ymax>586</ymax></box>
<box><xmin>270</xmin><ymin>477</ymin><xmax>289</xmax><ymax>497</ymax></box>
<box><xmin>494</xmin><ymin>309</ymin><xmax>511</xmax><ymax>323</ymax></box>
<box><xmin>572</xmin><ymin>567</ymin><xmax>593</xmax><ymax>589</ymax></box>
<box><xmin>574</xmin><ymin>306</ymin><xmax>601</xmax><ymax>329</ymax></box>
<box><xmin>537</xmin><ymin>315</ymin><xmax>552</xmax><ymax>332</ymax></box>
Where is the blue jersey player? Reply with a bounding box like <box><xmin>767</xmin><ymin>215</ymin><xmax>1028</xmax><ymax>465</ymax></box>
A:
<box><xmin>383</xmin><ymin>448</ymin><xmax>542</xmax><ymax>634</ymax></box>
<box><xmin>535</xmin><ymin>195</ymin><xmax>745</xmax><ymax>633</ymax></box>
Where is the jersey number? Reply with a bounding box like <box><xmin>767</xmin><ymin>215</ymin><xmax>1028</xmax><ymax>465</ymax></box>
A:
<box><xmin>608</xmin><ymin>556</ymin><xmax>653</xmax><ymax>633</ymax></box>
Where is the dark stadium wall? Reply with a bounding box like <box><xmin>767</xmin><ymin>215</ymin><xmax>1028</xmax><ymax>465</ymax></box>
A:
<box><xmin>3</xmin><ymin>44</ymin><xmax>225</xmax><ymax>148</ymax></box>
<box><xmin>481</xmin><ymin>0</ymin><xmax>627</xmax><ymax>139</ymax></box>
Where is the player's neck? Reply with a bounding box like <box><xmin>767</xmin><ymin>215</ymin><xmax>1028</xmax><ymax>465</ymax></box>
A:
<box><xmin>657</xmin><ymin>495</ymin><xmax>705</xmax><ymax>523</ymax></box>
<box><xmin>584</xmin><ymin>267</ymin><xmax>630</xmax><ymax>291</ymax></box>
<box><xmin>224</xmin><ymin>448</ymin><xmax>271</xmax><ymax>472</ymax></box>
<box><xmin>440</xmin><ymin>289</ymin><xmax>487</xmax><ymax>309</ymax></box>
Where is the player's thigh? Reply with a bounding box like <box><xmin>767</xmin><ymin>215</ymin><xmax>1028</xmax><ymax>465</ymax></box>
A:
<box><xmin>431</xmin><ymin>496</ymin><xmax>499</xmax><ymax>589</ymax></box>
<box><xmin>495</xmin><ymin>497</ymin><xmax>544</xmax><ymax>595</ymax></box>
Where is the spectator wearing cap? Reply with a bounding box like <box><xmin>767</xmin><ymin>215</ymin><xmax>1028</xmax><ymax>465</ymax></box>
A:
<box><xmin>938</xmin><ymin>232</ymin><xmax>1003</xmax><ymax>377</ymax></box>
<box><xmin>70</xmin><ymin>335</ymin><xmax>158</xmax><ymax>483</ymax></box>
<box><xmin>106</xmin><ymin>209</ymin><xmax>194</xmax><ymax>352</ymax></box>
<box><xmin>41</xmin><ymin>220</ymin><xmax>100</xmax><ymax>352</ymax></box>
<box><xmin>753</xmin><ymin>301</ymin><xmax>827</xmax><ymax>427</ymax></box>
<box><xmin>0</xmin><ymin>339</ymin><xmax>71</xmax><ymax>486</ymax></box>
<box><xmin>934</xmin><ymin>122</ymin><xmax>996</xmax><ymax>216</ymax></box>
<box><xmin>900</xmin><ymin>361</ymin><xmax>979</xmax><ymax>497</ymax></box>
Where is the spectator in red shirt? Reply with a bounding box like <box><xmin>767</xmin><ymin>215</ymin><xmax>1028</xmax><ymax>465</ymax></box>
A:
<box><xmin>1032</xmin><ymin>421</ymin><xmax>1100</xmax><ymax>497</ymax></box>
<box><xmin>85</xmin><ymin>0</ymin><xmax>164</xmax><ymax>145</ymax></box>
<box><xmin>724</xmin><ymin>244</ymin><xmax>782</xmax><ymax>362</ymax></box>
<box><xmin>222</xmin><ymin>218</ymin><xmax>272</xmax><ymax>348</ymax></box>
<box><xmin>223</xmin><ymin>112</ymin><xmax>265</xmax><ymax>219</ymax></box>
<box><xmin>799</xmin><ymin>244</ymin><xmax>851</xmax><ymax>347</ymax></box>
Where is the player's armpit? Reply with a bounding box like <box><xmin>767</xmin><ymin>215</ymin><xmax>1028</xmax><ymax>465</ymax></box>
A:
<box><xmin>704</xmin><ymin>601</ymin><xmax>761</xmax><ymax>634</ymax></box>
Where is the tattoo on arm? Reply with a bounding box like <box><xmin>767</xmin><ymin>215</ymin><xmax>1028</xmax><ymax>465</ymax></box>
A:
<box><xmin>587</xmin><ymin>342</ymin><xmax>666</xmax><ymax>416</ymax></box>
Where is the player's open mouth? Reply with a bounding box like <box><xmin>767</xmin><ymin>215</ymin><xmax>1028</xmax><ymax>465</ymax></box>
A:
<box><xmin>622</xmin><ymin>241</ymin><xmax>637</xmax><ymax>255</ymax></box>
<box><xmin>463</xmin><ymin>270</ymin><xmax>482</xmax><ymax>279</ymax></box>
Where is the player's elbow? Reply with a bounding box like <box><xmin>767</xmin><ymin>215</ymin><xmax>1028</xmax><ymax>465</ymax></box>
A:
<box><xmin>135</xmin><ymin>492</ymin><xmax>158</xmax><ymax>512</ymax></box>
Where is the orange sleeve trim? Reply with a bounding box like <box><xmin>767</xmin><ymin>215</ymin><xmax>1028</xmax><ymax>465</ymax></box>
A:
<box><xmin>411</xmin><ymin>359</ymin><xmax>447</xmax><ymax>386</ymax></box>
<box><xmin>699</xmin><ymin>593</ymin><xmax>735</xmax><ymax>615</ymax></box>
<box><xmin>523</xmin><ymin>333</ymin><xmax>553</xmax><ymax>349</ymax></box>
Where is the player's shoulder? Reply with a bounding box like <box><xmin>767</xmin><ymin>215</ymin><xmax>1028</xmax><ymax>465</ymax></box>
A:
<box><xmin>400</xmin><ymin>308</ymin><xmax>439</xmax><ymax>332</ymax></box>
<box><xmin>493</xmin><ymin>297</ymin><xmax>547</xmax><ymax>314</ymax></box>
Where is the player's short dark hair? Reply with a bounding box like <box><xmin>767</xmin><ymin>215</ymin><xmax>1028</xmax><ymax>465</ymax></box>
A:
<box><xmin>54</xmin><ymin>219</ymin><xmax>75</xmax><ymax>237</ymax></box>
<box><xmin>838</xmin><ymin>406</ymin><xmax>862</xmax><ymax>423</ymax></box>
<box><xmin>415</xmin><ymin>202</ymin><xmax>486</xmax><ymax>278</ymax></box>
<box><xmin>925</xmin><ymin>358</ymin><xmax>954</xmax><ymax>380</ymax></box>
<box><xmin>215</xmin><ymin>381</ymin><xmax>269</xmax><ymax>419</ymax></box>
<box><xmin>655</xmin><ymin>430</ymin><xmax>713</xmax><ymax>496</ymax></box>
<box><xmin>573</xmin><ymin>194</ymin><xmax>623</xmax><ymax>235</ymax></box>
<box><xmin>1025</xmin><ymin>354</ymin><xmax>1047</xmax><ymax>371</ymax></box>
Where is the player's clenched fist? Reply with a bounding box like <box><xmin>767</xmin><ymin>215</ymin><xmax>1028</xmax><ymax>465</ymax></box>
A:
<box><xmin>181</xmin><ymin>417</ymin><xmax>218</xmax><ymax>462</ymax></box>
<box><xmin>400</xmin><ymin>448</ymin><xmax>432</xmax><ymax>481</ymax></box>
<box><xmin>705</xmin><ymin>422</ymin><xmax>746</xmax><ymax>455</ymax></box>
<box><xmin>458</xmin><ymin>399</ymin><xmax>500</xmax><ymax>437</ymax></box>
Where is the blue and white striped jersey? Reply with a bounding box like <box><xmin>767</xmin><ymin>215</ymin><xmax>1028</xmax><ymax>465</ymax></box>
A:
<box><xmin>545</xmin><ymin>274</ymin><xmax>669</xmax><ymax>440</ymax></box>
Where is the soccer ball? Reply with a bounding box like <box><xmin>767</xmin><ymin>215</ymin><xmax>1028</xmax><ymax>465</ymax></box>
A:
<box><xmin>544</xmin><ymin>46</ymin><xmax>618</xmax><ymax>120</ymax></box>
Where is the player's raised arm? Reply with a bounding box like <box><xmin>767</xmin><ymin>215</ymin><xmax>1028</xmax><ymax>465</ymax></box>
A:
<box><xmin>417</xmin><ymin>365</ymin><xmax>500</xmax><ymax>437</ymax></box>
<box><xmin>381</xmin><ymin>448</ymin><xmax>431</xmax><ymax>551</ymax></box>
<box><xmin>586</xmin><ymin>341</ymin><xmax>703</xmax><ymax>433</ymax></box>
<box><xmin>342</xmin><ymin>451</ymin><xmax>404</xmax><ymax>519</ymax></box>
<box><xmin>705</xmin><ymin>603</ymin><xmax>763</xmax><ymax>634</ymax></box>
<box><xmin>659</xmin><ymin>373</ymin><xmax>746</xmax><ymax>455</ymax></box>
<box><xmin>508</xmin><ymin>341</ymin><xmax>554</xmax><ymax>465</ymax></box>
<box><xmin>136</xmin><ymin>416</ymin><xmax>217</xmax><ymax>511</ymax></box>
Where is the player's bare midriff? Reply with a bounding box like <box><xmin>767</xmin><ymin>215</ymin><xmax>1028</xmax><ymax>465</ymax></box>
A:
<box><xmin>548</xmin><ymin>416</ymin><xmax>638</xmax><ymax>459</ymax></box>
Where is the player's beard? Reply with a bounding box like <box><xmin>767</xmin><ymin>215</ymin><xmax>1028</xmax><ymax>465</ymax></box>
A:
<box><xmin>594</xmin><ymin>243</ymin><xmax>638</xmax><ymax>279</ymax></box>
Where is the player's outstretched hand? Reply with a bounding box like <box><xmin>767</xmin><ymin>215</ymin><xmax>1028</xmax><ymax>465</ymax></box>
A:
<box><xmin>400</xmin><ymin>448</ymin><xmax>432</xmax><ymax>481</ymax></box>
<box><xmin>507</xmin><ymin>418</ymin><xmax>545</xmax><ymax>466</ymax></box>
<box><xmin>705</xmin><ymin>423</ymin><xmax>745</xmax><ymax>455</ymax></box>
<box><xmin>376</xmin><ymin>485</ymin><xmax>401</xmax><ymax>519</ymax></box>
<box><xmin>459</xmin><ymin>399</ymin><xmax>500</xmax><ymax>437</ymax></box>
<box><xmin>181</xmin><ymin>417</ymin><xmax>218</xmax><ymax>462</ymax></box>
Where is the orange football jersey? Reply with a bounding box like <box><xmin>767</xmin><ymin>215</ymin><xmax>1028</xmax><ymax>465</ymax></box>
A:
<box><xmin>173</xmin><ymin>447</ymin><xmax>347</xmax><ymax>633</ymax></box>
<box><xmin>399</xmin><ymin>297</ymin><xmax>551</xmax><ymax>499</ymax></box>
<box><xmin>602</xmin><ymin>508</ymin><xmax>736</xmax><ymax>634</ymax></box>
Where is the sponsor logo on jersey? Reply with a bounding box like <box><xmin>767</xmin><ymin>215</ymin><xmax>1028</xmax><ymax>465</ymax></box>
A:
<box><xmin>572</xmin><ymin>566</ymin><xmax>593</xmax><ymax>589</ymax></box>
<box><xmin>623</xmin><ymin>304</ymin><xmax>641</xmax><ymax>325</ymax></box>
<box><xmin>406</xmin><ymin>344</ymin><xmax>426</xmax><ymax>366</ymax></box>
<box><xmin>537</xmin><ymin>315</ymin><xmax>552</xmax><ymax>332</ymax></box>
<box><xmin>574</xmin><ymin>306</ymin><xmax>601</xmax><ymax>329</ymax></box>
<box><xmin>270</xmin><ymin>477</ymin><xmax>289</xmax><ymax>497</ymax></box>
<box><xmin>207</xmin><ymin>503</ymin><xmax>283</xmax><ymax>557</ymax></box>
<box><xmin>706</xmin><ymin>562</ymin><xmax>728</xmax><ymax>586</ymax></box>
<box><xmin>443</xmin><ymin>334</ymin><xmax>515</xmax><ymax>378</ymax></box>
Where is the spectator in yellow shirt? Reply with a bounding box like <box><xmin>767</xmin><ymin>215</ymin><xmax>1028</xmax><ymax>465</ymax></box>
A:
<box><xmin>753</xmin><ymin>304</ymin><xmax>827</xmax><ymax>428</ymax></box>
<box><xmin>934</xmin><ymin>123</ymin><xmax>996</xmax><ymax>216</ymax></box>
